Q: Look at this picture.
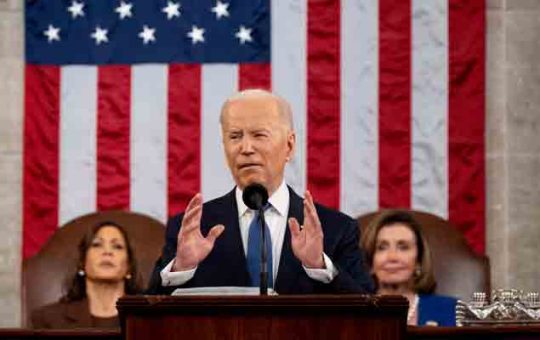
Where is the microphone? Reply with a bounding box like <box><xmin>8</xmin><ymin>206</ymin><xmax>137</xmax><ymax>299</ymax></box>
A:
<box><xmin>242</xmin><ymin>183</ymin><xmax>269</xmax><ymax>210</ymax></box>
<box><xmin>242</xmin><ymin>183</ymin><xmax>270</xmax><ymax>295</ymax></box>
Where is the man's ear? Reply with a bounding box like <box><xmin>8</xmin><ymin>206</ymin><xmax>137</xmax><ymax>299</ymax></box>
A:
<box><xmin>286</xmin><ymin>130</ymin><xmax>296</xmax><ymax>161</ymax></box>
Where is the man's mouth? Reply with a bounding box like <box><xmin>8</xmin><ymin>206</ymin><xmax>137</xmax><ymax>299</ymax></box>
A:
<box><xmin>238</xmin><ymin>163</ymin><xmax>261</xmax><ymax>170</ymax></box>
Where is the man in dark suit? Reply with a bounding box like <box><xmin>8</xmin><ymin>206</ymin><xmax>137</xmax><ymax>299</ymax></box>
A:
<box><xmin>148</xmin><ymin>89</ymin><xmax>373</xmax><ymax>294</ymax></box>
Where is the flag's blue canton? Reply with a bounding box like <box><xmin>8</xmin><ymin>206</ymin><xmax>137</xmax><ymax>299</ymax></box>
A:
<box><xmin>25</xmin><ymin>0</ymin><xmax>270</xmax><ymax>65</ymax></box>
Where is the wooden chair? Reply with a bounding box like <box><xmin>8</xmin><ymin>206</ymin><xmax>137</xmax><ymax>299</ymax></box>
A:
<box><xmin>357</xmin><ymin>210</ymin><xmax>490</xmax><ymax>300</ymax></box>
<box><xmin>21</xmin><ymin>211</ymin><xmax>165</xmax><ymax>327</ymax></box>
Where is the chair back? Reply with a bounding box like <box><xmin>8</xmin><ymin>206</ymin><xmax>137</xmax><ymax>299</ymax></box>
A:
<box><xmin>358</xmin><ymin>210</ymin><xmax>490</xmax><ymax>300</ymax></box>
<box><xmin>22</xmin><ymin>210</ymin><xmax>165</xmax><ymax>327</ymax></box>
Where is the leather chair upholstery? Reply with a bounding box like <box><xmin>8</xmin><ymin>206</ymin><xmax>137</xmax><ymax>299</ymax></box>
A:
<box><xmin>358</xmin><ymin>210</ymin><xmax>490</xmax><ymax>300</ymax></box>
<box><xmin>22</xmin><ymin>211</ymin><xmax>165</xmax><ymax>327</ymax></box>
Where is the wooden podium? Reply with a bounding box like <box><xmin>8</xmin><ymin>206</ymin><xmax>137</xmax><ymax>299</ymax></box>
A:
<box><xmin>117</xmin><ymin>294</ymin><xmax>407</xmax><ymax>340</ymax></box>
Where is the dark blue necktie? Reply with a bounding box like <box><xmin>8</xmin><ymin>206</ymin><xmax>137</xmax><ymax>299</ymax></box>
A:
<box><xmin>246</xmin><ymin>206</ymin><xmax>273</xmax><ymax>288</ymax></box>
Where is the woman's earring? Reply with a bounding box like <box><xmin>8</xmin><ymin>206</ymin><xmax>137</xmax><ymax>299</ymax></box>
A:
<box><xmin>415</xmin><ymin>266</ymin><xmax>421</xmax><ymax>277</ymax></box>
<box><xmin>125</xmin><ymin>273</ymin><xmax>132</xmax><ymax>280</ymax></box>
<box><xmin>77</xmin><ymin>269</ymin><xmax>85</xmax><ymax>277</ymax></box>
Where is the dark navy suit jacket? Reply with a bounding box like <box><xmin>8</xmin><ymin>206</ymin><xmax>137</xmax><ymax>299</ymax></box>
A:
<box><xmin>147</xmin><ymin>186</ymin><xmax>374</xmax><ymax>294</ymax></box>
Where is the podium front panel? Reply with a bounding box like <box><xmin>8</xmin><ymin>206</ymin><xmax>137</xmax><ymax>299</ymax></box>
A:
<box><xmin>118</xmin><ymin>295</ymin><xmax>407</xmax><ymax>340</ymax></box>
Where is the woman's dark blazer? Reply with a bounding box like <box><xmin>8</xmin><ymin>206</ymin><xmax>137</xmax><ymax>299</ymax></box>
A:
<box><xmin>31</xmin><ymin>299</ymin><xmax>119</xmax><ymax>329</ymax></box>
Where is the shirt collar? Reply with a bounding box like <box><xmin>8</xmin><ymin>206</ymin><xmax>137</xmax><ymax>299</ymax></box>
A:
<box><xmin>236</xmin><ymin>181</ymin><xmax>289</xmax><ymax>217</ymax></box>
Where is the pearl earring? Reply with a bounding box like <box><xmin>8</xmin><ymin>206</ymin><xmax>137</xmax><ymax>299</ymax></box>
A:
<box><xmin>77</xmin><ymin>269</ymin><xmax>85</xmax><ymax>277</ymax></box>
<box><xmin>415</xmin><ymin>266</ymin><xmax>421</xmax><ymax>277</ymax></box>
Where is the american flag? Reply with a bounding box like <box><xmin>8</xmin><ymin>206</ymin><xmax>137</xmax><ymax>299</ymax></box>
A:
<box><xmin>23</xmin><ymin>0</ymin><xmax>485</xmax><ymax>258</ymax></box>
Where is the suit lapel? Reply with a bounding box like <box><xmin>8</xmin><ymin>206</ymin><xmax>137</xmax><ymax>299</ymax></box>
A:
<box><xmin>275</xmin><ymin>187</ymin><xmax>304</xmax><ymax>292</ymax></box>
<box><xmin>200</xmin><ymin>189</ymin><xmax>250</xmax><ymax>285</ymax></box>
<box><xmin>219</xmin><ymin>190</ymin><xmax>248</xmax><ymax>275</ymax></box>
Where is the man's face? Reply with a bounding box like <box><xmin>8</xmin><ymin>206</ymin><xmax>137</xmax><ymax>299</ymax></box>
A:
<box><xmin>221</xmin><ymin>96</ymin><xmax>295</xmax><ymax>194</ymax></box>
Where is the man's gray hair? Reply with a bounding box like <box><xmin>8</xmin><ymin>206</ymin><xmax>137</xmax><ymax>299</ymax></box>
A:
<box><xmin>220</xmin><ymin>89</ymin><xmax>294</xmax><ymax>130</ymax></box>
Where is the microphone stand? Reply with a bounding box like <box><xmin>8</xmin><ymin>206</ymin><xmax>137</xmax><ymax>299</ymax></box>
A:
<box><xmin>258</xmin><ymin>206</ymin><xmax>268</xmax><ymax>295</ymax></box>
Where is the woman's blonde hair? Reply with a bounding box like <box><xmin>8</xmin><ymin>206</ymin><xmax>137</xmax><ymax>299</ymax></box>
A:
<box><xmin>360</xmin><ymin>209</ymin><xmax>436</xmax><ymax>294</ymax></box>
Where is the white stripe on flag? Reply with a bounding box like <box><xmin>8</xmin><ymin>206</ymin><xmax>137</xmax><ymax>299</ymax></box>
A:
<box><xmin>130</xmin><ymin>64</ymin><xmax>168</xmax><ymax>222</ymax></box>
<box><xmin>272</xmin><ymin>0</ymin><xmax>307</xmax><ymax>196</ymax></box>
<box><xmin>340</xmin><ymin>0</ymin><xmax>379</xmax><ymax>217</ymax></box>
<box><xmin>201</xmin><ymin>64</ymin><xmax>237</xmax><ymax>201</ymax></box>
<box><xmin>59</xmin><ymin>66</ymin><xmax>97</xmax><ymax>225</ymax></box>
<box><xmin>411</xmin><ymin>0</ymin><xmax>448</xmax><ymax>218</ymax></box>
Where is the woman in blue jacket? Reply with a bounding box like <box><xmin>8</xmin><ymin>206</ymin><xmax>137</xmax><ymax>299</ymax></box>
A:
<box><xmin>361</xmin><ymin>210</ymin><xmax>457</xmax><ymax>326</ymax></box>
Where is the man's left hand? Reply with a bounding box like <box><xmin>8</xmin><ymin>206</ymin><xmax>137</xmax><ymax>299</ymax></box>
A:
<box><xmin>289</xmin><ymin>190</ymin><xmax>325</xmax><ymax>269</ymax></box>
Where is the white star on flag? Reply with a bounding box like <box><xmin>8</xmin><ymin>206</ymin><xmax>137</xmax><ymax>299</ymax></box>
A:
<box><xmin>187</xmin><ymin>25</ymin><xmax>205</xmax><ymax>44</ymax></box>
<box><xmin>211</xmin><ymin>1</ymin><xmax>230</xmax><ymax>19</ymax></box>
<box><xmin>162</xmin><ymin>1</ymin><xmax>181</xmax><ymax>20</ymax></box>
<box><xmin>67</xmin><ymin>0</ymin><xmax>85</xmax><ymax>19</ymax></box>
<box><xmin>187</xmin><ymin>25</ymin><xmax>204</xmax><ymax>44</ymax></box>
<box><xmin>44</xmin><ymin>24</ymin><xmax>60</xmax><ymax>43</ymax></box>
<box><xmin>90</xmin><ymin>26</ymin><xmax>108</xmax><ymax>45</ymax></box>
<box><xmin>115</xmin><ymin>1</ymin><xmax>133</xmax><ymax>20</ymax></box>
<box><xmin>138</xmin><ymin>25</ymin><xmax>156</xmax><ymax>44</ymax></box>
<box><xmin>235</xmin><ymin>25</ymin><xmax>253</xmax><ymax>44</ymax></box>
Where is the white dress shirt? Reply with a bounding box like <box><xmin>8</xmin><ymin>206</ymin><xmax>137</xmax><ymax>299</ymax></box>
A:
<box><xmin>161</xmin><ymin>181</ymin><xmax>338</xmax><ymax>287</ymax></box>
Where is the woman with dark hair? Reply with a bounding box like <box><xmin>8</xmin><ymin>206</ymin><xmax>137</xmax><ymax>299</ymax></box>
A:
<box><xmin>31</xmin><ymin>221</ymin><xmax>143</xmax><ymax>329</ymax></box>
<box><xmin>361</xmin><ymin>210</ymin><xmax>457</xmax><ymax>326</ymax></box>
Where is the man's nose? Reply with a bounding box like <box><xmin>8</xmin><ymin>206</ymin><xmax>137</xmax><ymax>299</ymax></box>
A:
<box><xmin>240</xmin><ymin>136</ymin><xmax>255</xmax><ymax>153</ymax></box>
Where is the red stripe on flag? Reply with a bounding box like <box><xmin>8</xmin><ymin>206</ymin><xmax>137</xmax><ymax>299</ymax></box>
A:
<box><xmin>378</xmin><ymin>0</ymin><xmax>412</xmax><ymax>209</ymax></box>
<box><xmin>449</xmin><ymin>0</ymin><xmax>486</xmax><ymax>254</ymax></box>
<box><xmin>239</xmin><ymin>63</ymin><xmax>271</xmax><ymax>90</ymax></box>
<box><xmin>167</xmin><ymin>64</ymin><xmax>202</xmax><ymax>216</ymax></box>
<box><xmin>23</xmin><ymin>65</ymin><xmax>60</xmax><ymax>259</ymax></box>
<box><xmin>307</xmin><ymin>0</ymin><xmax>341</xmax><ymax>209</ymax></box>
<box><xmin>97</xmin><ymin>66</ymin><xmax>131</xmax><ymax>211</ymax></box>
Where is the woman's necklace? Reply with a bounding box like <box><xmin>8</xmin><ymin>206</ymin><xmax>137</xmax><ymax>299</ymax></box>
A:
<box><xmin>407</xmin><ymin>294</ymin><xmax>419</xmax><ymax>324</ymax></box>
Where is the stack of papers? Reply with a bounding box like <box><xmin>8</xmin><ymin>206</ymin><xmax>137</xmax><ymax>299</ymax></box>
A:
<box><xmin>171</xmin><ymin>286</ymin><xmax>278</xmax><ymax>296</ymax></box>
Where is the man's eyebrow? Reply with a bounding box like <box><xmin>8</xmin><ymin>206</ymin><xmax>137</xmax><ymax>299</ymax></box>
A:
<box><xmin>251</xmin><ymin>128</ymin><xmax>271</xmax><ymax>133</ymax></box>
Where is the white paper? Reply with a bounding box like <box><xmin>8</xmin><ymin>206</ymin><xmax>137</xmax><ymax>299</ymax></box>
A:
<box><xmin>171</xmin><ymin>286</ymin><xmax>278</xmax><ymax>296</ymax></box>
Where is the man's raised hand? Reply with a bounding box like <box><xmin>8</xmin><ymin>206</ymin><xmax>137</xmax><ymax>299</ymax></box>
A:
<box><xmin>288</xmin><ymin>191</ymin><xmax>325</xmax><ymax>269</ymax></box>
<box><xmin>172</xmin><ymin>193</ymin><xmax>225</xmax><ymax>271</ymax></box>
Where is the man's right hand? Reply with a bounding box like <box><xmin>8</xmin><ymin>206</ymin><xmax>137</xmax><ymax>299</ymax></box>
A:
<box><xmin>172</xmin><ymin>193</ymin><xmax>225</xmax><ymax>272</ymax></box>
